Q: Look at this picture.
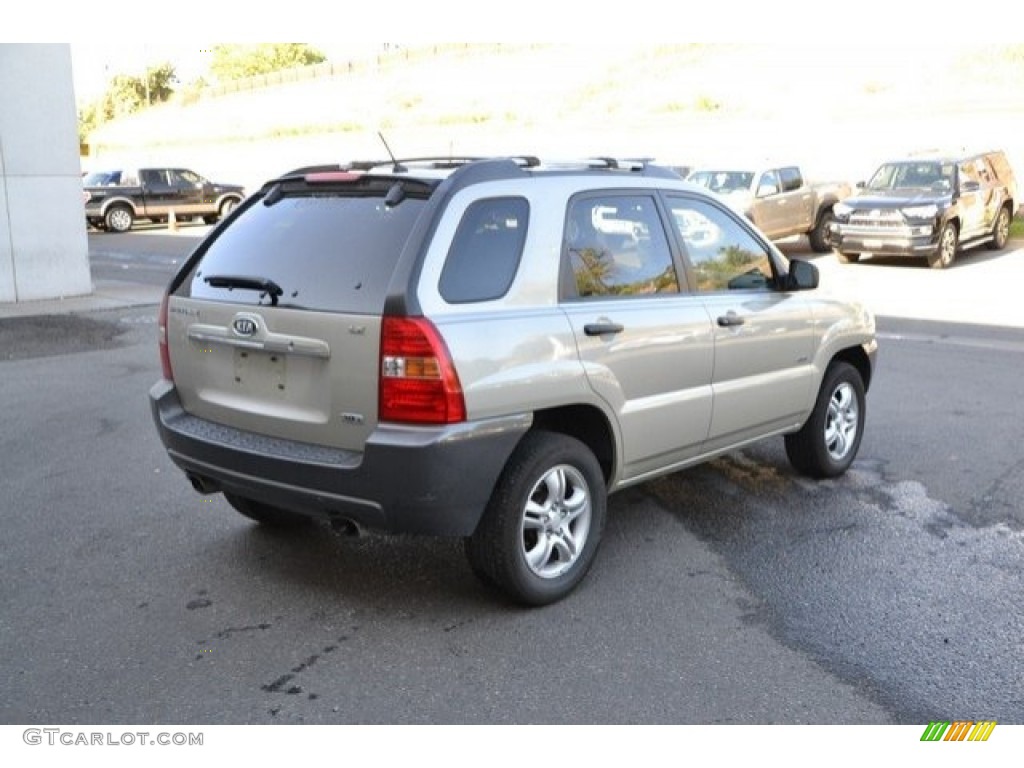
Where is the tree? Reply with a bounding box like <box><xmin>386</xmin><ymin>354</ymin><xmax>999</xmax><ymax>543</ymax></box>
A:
<box><xmin>104</xmin><ymin>62</ymin><xmax>177</xmax><ymax>117</ymax></box>
<box><xmin>209</xmin><ymin>44</ymin><xmax>326</xmax><ymax>82</ymax></box>
<box><xmin>78</xmin><ymin>63</ymin><xmax>176</xmax><ymax>146</ymax></box>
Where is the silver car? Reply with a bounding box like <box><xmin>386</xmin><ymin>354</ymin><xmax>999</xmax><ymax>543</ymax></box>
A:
<box><xmin>150</xmin><ymin>157</ymin><xmax>877</xmax><ymax>605</ymax></box>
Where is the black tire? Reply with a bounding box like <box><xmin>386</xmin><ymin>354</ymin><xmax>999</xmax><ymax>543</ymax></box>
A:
<box><xmin>224</xmin><ymin>493</ymin><xmax>310</xmax><ymax>529</ymax></box>
<box><xmin>465</xmin><ymin>431</ymin><xmax>606</xmax><ymax>606</ymax></box>
<box><xmin>808</xmin><ymin>209</ymin><xmax>834</xmax><ymax>253</ymax></box>
<box><xmin>986</xmin><ymin>206</ymin><xmax>1011</xmax><ymax>251</ymax></box>
<box><xmin>220</xmin><ymin>198</ymin><xmax>239</xmax><ymax>218</ymax></box>
<box><xmin>928</xmin><ymin>221</ymin><xmax>957</xmax><ymax>269</ymax></box>
<box><xmin>104</xmin><ymin>205</ymin><xmax>134</xmax><ymax>233</ymax></box>
<box><xmin>785</xmin><ymin>361</ymin><xmax>866</xmax><ymax>479</ymax></box>
<box><xmin>836</xmin><ymin>251</ymin><xmax>860</xmax><ymax>264</ymax></box>
<box><xmin>202</xmin><ymin>214</ymin><xmax>218</xmax><ymax>225</ymax></box>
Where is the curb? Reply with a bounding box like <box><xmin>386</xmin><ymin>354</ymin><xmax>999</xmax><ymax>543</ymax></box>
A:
<box><xmin>0</xmin><ymin>281</ymin><xmax>163</xmax><ymax>321</ymax></box>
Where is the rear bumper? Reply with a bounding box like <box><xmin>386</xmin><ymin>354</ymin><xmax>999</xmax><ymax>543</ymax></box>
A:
<box><xmin>149</xmin><ymin>380</ymin><xmax>531</xmax><ymax>536</ymax></box>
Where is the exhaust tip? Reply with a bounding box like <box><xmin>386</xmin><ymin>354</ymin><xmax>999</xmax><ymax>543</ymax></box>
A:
<box><xmin>329</xmin><ymin>518</ymin><xmax>361</xmax><ymax>537</ymax></box>
<box><xmin>186</xmin><ymin>472</ymin><xmax>220</xmax><ymax>495</ymax></box>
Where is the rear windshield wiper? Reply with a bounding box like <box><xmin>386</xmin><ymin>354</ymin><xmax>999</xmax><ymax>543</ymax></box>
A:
<box><xmin>203</xmin><ymin>275</ymin><xmax>284</xmax><ymax>306</ymax></box>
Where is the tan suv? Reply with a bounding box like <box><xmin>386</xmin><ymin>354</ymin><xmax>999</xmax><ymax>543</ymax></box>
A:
<box><xmin>150</xmin><ymin>157</ymin><xmax>877</xmax><ymax>605</ymax></box>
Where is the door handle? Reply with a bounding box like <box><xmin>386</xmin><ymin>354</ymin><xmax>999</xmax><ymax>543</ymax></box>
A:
<box><xmin>584</xmin><ymin>322</ymin><xmax>624</xmax><ymax>336</ymax></box>
<box><xmin>717</xmin><ymin>312</ymin><xmax>745</xmax><ymax>328</ymax></box>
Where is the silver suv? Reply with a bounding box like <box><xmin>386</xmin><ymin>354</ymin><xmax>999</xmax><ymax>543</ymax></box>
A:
<box><xmin>150</xmin><ymin>157</ymin><xmax>877</xmax><ymax>605</ymax></box>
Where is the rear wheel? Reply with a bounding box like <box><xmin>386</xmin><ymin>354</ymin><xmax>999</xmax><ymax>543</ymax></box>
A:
<box><xmin>987</xmin><ymin>206</ymin><xmax>1011</xmax><ymax>250</ymax></box>
<box><xmin>465</xmin><ymin>431</ymin><xmax>606</xmax><ymax>606</ymax></box>
<box><xmin>836</xmin><ymin>251</ymin><xmax>860</xmax><ymax>264</ymax></box>
<box><xmin>808</xmin><ymin>209</ymin><xmax>834</xmax><ymax>253</ymax></box>
<box><xmin>928</xmin><ymin>222</ymin><xmax>957</xmax><ymax>269</ymax></box>
<box><xmin>785</xmin><ymin>361</ymin><xmax>865</xmax><ymax>478</ymax></box>
<box><xmin>104</xmin><ymin>205</ymin><xmax>134</xmax><ymax>233</ymax></box>
<box><xmin>224</xmin><ymin>493</ymin><xmax>310</xmax><ymax>529</ymax></box>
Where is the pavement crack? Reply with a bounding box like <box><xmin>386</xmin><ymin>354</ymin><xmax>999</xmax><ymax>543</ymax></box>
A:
<box><xmin>262</xmin><ymin>674</ymin><xmax>295</xmax><ymax>693</ymax></box>
<box><xmin>213</xmin><ymin>623</ymin><xmax>272</xmax><ymax>640</ymax></box>
<box><xmin>261</xmin><ymin>636</ymin><xmax>350</xmax><ymax>696</ymax></box>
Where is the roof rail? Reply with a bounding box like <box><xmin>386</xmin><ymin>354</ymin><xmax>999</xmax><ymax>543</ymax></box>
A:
<box><xmin>279</xmin><ymin>155</ymin><xmax>680</xmax><ymax>184</ymax></box>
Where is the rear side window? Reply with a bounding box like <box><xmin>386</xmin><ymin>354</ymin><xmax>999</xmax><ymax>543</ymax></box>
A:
<box><xmin>986</xmin><ymin>152</ymin><xmax>1013</xmax><ymax>184</ymax></box>
<box><xmin>779</xmin><ymin>167</ymin><xmax>802</xmax><ymax>192</ymax></box>
<box><xmin>185</xmin><ymin>193</ymin><xmax>426</xmax><ymax>314</ymax></box>
<box><xmin>439</xmin><ymin>197</ymin><xmax>528</xmax><ymax>303</ymax></box>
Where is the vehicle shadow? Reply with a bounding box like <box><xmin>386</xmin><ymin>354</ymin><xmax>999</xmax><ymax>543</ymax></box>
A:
<box><xmin>200</xmin><ymin>481</ymin><xmax>702</xmax><ymax>614</ymax></box>
<box><xmin>776</xmin><ymin>235</ymin><xmax>1021</xmax><ymax>270</ymax></box>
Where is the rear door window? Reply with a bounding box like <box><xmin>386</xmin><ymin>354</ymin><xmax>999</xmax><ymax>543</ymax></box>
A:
<box><xmin>563</xmin><ymin>194</ymin><xmax>680</xmax><ymax>299</ymax></box>
<box><xmin>184</xmin><ymin>193</ymin><xmax>427</xmax><ymax>314</ymax></box>
<box><xmin>779</xmin><ymin>167</ymin><xmax>802</xmax><ymax>192</ymax></box>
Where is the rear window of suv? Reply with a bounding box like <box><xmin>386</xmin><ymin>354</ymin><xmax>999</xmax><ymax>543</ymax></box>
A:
<box><xmin>184</xmin><ymin>193</ymin><xmax>426</xmax><ymax>314</ymax></box>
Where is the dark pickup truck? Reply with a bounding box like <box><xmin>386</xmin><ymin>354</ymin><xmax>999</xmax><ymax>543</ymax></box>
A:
<box><xmin>83</xmin><ymin>167</ymin><xmax>245</xmax><ymax>232</ymax></box>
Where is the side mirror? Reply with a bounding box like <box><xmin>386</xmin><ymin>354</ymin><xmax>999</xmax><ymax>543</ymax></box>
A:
<box><xmin>786</xmin><ymin>259</ymin><xmax>819</xmax><ymax>291</ymax></box>
<box><xmin>856</xmin><ymin>180</ymin><xmax>866</xmax><ymax>189</ymax></box>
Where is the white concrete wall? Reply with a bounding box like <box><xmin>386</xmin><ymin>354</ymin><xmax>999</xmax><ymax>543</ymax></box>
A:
<box><xmin>0</xmin><ymin>44</ymin><xmax>91</xmax><ymax>303</ymax></box>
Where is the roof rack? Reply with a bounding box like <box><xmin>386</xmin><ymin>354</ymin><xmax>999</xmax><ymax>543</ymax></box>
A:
<box><xmin>278</xmin><ymin>155</ymin><xmax>679</xmax><ymax>185</ymax></box>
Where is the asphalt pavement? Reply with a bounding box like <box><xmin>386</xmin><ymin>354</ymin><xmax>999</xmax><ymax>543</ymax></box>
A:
<box><xmin>3</xmin><ymin>228</ymin><xmax>1024</xmax><ymax>730</ymax></box>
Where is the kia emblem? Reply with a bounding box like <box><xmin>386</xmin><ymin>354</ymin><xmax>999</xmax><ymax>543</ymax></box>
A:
<box><xmin>233</xmin><ymin>318</ymin><xmax>258</xmax><ymax>337</ymax></box>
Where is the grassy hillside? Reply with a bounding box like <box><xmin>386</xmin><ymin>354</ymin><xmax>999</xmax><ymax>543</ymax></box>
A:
<box><xmin>86</xmin><ymin>43</ymin><xmax>1024</xmax><ymax>193</ymax></box>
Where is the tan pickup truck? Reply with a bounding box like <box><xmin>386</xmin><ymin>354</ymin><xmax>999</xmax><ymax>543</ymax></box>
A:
<box><xmin>687</xmin><ymin>164</ymin><xmax>851</xmax><ymax>252</ymax></box>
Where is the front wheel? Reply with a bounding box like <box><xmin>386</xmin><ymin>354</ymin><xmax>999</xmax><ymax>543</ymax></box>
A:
<box><xmin>465</xmin><ymin>431</ymin><xmax>606</xmax><ymax>606</ymax></box>
<box><xmin>808</xmin><ymin>209</ymin><xmax>834</xmax><ymax>253</ymax></box>
<box><xmin>219</xmin><ymin>198</ymin><xmax>239</xmax><ymax>218</ymax></box>
<box><xmin>928</xmin><ymin>222</ymin><xmax>958</xmax><ymax>269</ymax></box>
<box><xmin>785</xmin><ymin>361</ymin><xmax>866</xmax><ymax>478</ymax></box>
<box><xmin>987</xmin><ymin>206</ymin><xmax>1011</xmax><ymax>251</ymax></box>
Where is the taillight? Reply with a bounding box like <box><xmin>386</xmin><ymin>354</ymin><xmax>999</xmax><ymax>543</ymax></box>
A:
<box><xmin>379</xmin><ymin>317</ymin><xmax>465</xmax><ymax>424</ymax></box>
<box><xmin>158</xmin><ymin>293</ymin><xmax>174</xmax><ymax>381</ymax></box>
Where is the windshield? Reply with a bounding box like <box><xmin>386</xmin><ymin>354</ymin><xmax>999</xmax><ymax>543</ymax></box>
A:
<box><xmin>688</xmin><ymin>171</ymin><xmax>754</xmax><ymax>194</ymax></box>
<box><xmin>867</xmin><ymin>162</ymin><xmax>955</xmax><ymax>191</ymax></box>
